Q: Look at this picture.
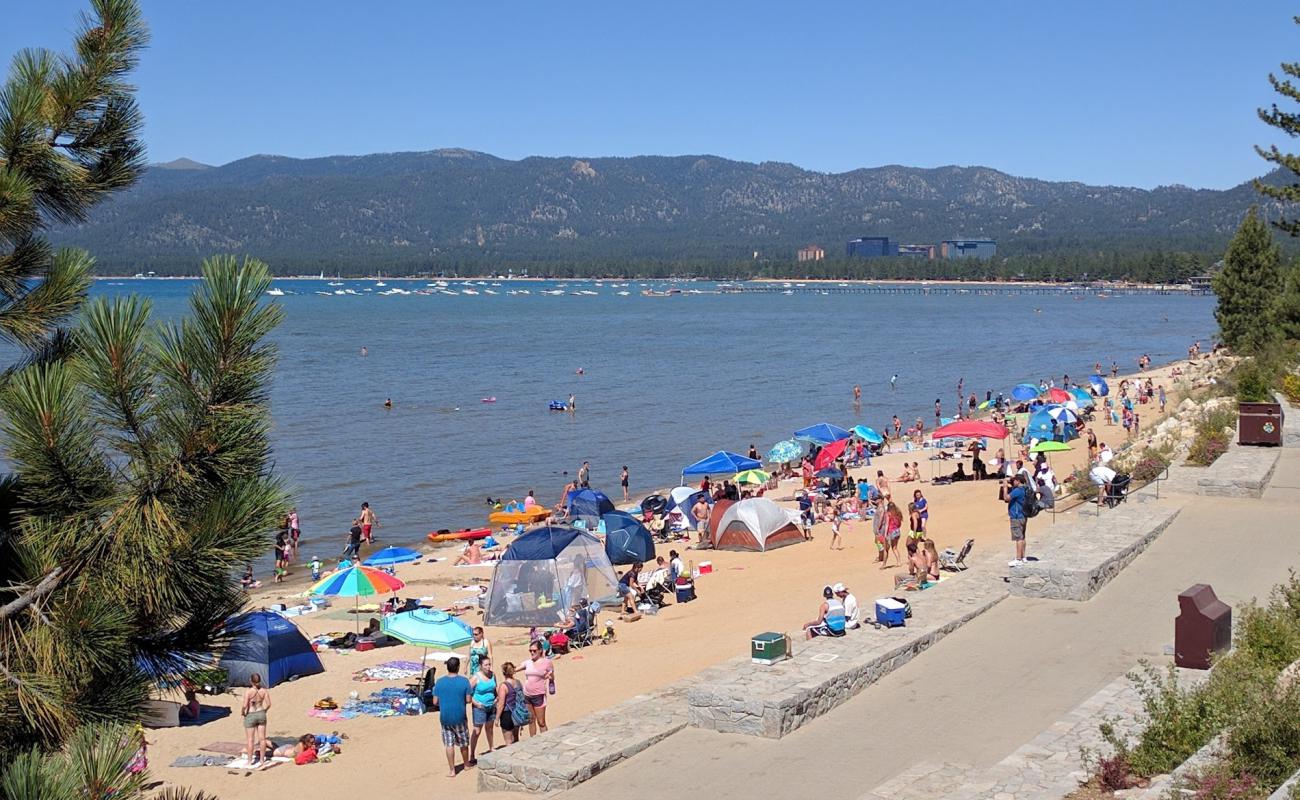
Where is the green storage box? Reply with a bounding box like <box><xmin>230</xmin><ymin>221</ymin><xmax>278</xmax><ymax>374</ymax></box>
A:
<box><xmin>751</xmin><ymin>632</ymin><xmax>789</xmax><ymax>664</ymax></box>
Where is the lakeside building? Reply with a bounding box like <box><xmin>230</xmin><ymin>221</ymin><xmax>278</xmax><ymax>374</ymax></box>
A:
<box><xmin>797</xmin><ymin>244</ymin><xmax>825</xmax><ymax>262</ymax></box>
<box><xmin>897</xmin><ymin>244</ymin><xmax>936</xmax><ymax>259</ymax></box>
<box><xmin>847</xmin><ymin>236</ymin><xmax>897</xmax><ymax>258</ymax></box>
<box><xmin>940</xmin><ymin>238</ymin><xmax>997</xmax><ymax>259</ymax></box>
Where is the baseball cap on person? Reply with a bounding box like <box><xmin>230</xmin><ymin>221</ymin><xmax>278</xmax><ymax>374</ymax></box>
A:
<box><xmin>832</xmin><ymin>582</ymin><xmax>846</xmax><ymax>594</ymax></box>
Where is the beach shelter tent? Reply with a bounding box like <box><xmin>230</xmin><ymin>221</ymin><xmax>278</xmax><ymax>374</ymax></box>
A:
<box><xmin>667</xmin><ymin>486</ymin><xmax>711</xmax><ymax>528</ymax></box>
<box><xmin>601</xmin><ymin>511</ymin><xmax>656</xmax><ymax>565</ymax></box>
<box><xmin>931</xmin><ymin>420</ymin><xmax>1011</xmax><ymax>440</ymax></box>
<box><xmin>682</xmin><ymin>451</ymin><xmax>761</xmax><ymax>478</ymax></box>
<box><xmin>567</xmin><ymin>488</ymin><xmax>615</xmax><ymax>526</ymax></box>
<box><xmin>705</xmin><ymin>498</ymin><xmax>734</xmax><ymax>543</ymax></box>
<box><xmin>813</xmin><ymin>438</ymin><xmax>849</xmax><ymax>470</ymax></box>
<box><xmin>218</xmin><ymin>611</ymin><xmax>324</xmax><ymax>688</ymax></box>
<box><xmin>709</xmin><ymin>498</ymin><xmax>805</xmax><ymax>552</ymax></box>
<box><xmin>483</xmin><ymin>526</ymin><xmax>620</xmax><ymax>627</ymax></box>
<box><xmin>793</xmin><ymin>423</ymin><xmax>851</xmax><ymax>445</ymax></box>
<box><xmin>1023</xmin><ymin>409</ymin><xmax>1069</xmax><ymax>443</ymax></box>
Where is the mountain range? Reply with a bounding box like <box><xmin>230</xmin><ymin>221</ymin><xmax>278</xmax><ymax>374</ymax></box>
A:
<box><xmin>49</xmin><ymin>149</ymin><xmax>1276</xmax><ymax>274</ymax></box>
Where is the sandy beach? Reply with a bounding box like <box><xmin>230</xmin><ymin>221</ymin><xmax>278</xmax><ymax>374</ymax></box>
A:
<box><xmin>142</xmin><ymin>356</ymin><xmax>1211</xmax><ymax>799</ymax></box>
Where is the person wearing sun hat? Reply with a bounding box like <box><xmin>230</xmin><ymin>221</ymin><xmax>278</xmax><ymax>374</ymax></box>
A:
<box><xmin>833</xmin><ymin>582</ymin><xmax>860</xmax><ymax>629</ymax></box>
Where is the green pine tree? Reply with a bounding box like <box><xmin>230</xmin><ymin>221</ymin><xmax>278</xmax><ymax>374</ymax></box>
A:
<box><xmin>1213</xmin><ymin>207</ymin><xmax>1283</xmax><ymax>353</ymax></box>
<box><xmin>0</xmin><ymin>0</ymin><xmax>148</xmax><ymax>367</ymax></box>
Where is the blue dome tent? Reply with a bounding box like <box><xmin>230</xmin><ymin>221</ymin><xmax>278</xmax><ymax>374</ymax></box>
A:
<box><xmin>218</xmin><ymin>610</ymin><xmax>324</xmax><ymax>688</ymax></box>
<box><xmin>566</xmin><ymin>488</ymin><xmax>615</xmax><ymax>525</ymax></box>
<box><xmin>601</xmin><ymin>511</ymin><xmax>656</xmax><ymax>565</ymax></box>
<box><xmin>483</xmin><ymin>526</ymin><xmax>620</xmax><ymax>627</ymax></box>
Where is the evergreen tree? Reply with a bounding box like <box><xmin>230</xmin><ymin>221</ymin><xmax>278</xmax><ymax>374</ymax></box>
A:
<box><xmin>1256</xmin><ymin>15</ymin><xmax>1300</xmax><ymax>235</ymax></box>
<box><xmin>1280</xmin><ymin>258</ymin><xmax>1300</xmax><ymax>340</ymax></box>
<box><xmin>0</xmin><ymin>0</ymin><xmax>148</xmax><ymax>364</ymax></box>
<box><xmin>1213</xmin><ymin>207</ymin><xmax>1283</xmax><ymax>353</ymax></box>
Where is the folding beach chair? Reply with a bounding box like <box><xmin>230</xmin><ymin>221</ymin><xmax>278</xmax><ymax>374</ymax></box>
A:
<box><xmin>939</xmin><ymin>539</ymin><xmax>974</xmax><ymax>572</ymax></box>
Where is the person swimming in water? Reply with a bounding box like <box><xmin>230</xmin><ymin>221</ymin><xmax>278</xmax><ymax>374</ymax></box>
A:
<box><xmin>383</xmin><ymin>398</ymin><xmax>392</xmax><ymax>409</ymax></box>
<box><xmin>890</xmin><ymin>374</ymin><xmax>898</xmax><ymax>390</ymax></box>
<box><xmin>361</xmin><ymin>346</ymin><xmax>368</xmax><ymax>357</ymax></box>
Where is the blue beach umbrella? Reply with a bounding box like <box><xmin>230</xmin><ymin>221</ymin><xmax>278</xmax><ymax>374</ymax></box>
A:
<box><xmin>794</xmin><ymin>423</ymin><xmax>851</xmax><ymax>444</ymax></box>
<box><xmin>766</xmin><ymin>439</ymin><xmax>803</xmax><ymax>463</ymax></box>
<box><xmin>1089</xmin><ymin>375</ymin><xmax>1110</xmax><ymax>396</ymax></box>
<box><xmin>815</xmin><ymin>467</ymin><xmax>844</xmax><ymax>479</ymax></box>
<box><xmin>381</xmin><ymin>608</ymin><xmax>474</xmax><ymax>660</ymax></box>
<box><xmin>363</xmin><ymin>546</ymin><xmax>421</xmax><ymax>567</ymax></box>
<box><xmin>1011</xmin><ymin>383</ymin><xmax>1040</xmax><ymax>402</ymax></box>
<box><xmin>1068</xmin><ymin>387</ymin><xmax>1095</xmax><ymax>407</ymax></box>
<box><xmin>852</xmin><ymin>425</ymin><xmax>884</xmax><ymax>444</ymax></box>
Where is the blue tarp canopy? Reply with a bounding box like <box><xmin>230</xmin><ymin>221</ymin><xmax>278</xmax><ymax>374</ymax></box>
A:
<box><xmin>1023</xmin><ymin>410</ymin><xmax>1074</xmax><ymax>444</ymax></box>
<box><xmin>682</xmin><ymin>451</ymin><xmax>760</xmax><ymax>476</ymax></box>
<box><xmin>218</xmin><ymin>611</ymin><xmax>324</xmax><ymax>688</ymax></box>
<box><xmin>566</xmin><ymin>488</ymin><xmax>615</xmax><ymax>520</ymax></box>
<box><xmin>793</xmin><ymin>423</ymin><xmax>851</xmax><ymax>444</ymax></box>
<box><xmin>601</xmin><ymin>511</ymin><xmax>656</xmax><ymax>565</ymax></box>
<box><xmin>499</xmin><ymin>525</ymin><xmax>593</xmax><ymax>561</ymax></box>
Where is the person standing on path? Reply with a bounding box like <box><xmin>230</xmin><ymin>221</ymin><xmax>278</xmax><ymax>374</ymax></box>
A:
<box><xmin>468</xmin><ymin>655</ymin><xmax>498</xmax><ymax>761</ymax></box>
<box><xmin>359</xmin><ymin>502</ymin><xmax>377</xmax><ymax>544</ymax></box>
<box><xmin>620</xmin><ymin>465</ymin><xmax>629</xmax><ymax>501</ymax></box>
<box><xmin>432</xmin><ymin>657</ymin><xmax>473</xmax><ymax>777</ymax></box>
<box><xmin>522</xmin><ymin>642</ymin><xmax>555</xmax><ymax>736</ymax></box>
<box><xmin>241</xmin><ymin>673</ymin><xmax>271</xmax><ymax>767</ymax></box>
<box><xmin>1006</xmin><ymin>475</ymin><xmax>1029</xmax><ymax>567</ymax></box>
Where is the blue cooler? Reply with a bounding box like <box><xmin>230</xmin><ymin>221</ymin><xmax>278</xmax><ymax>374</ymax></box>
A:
<box><xmin>875</xmin><ymin>598</ymin><xmax>907</xmax><ymax>628</ymax></box>
<box><xmin>675</xmin><ymin>581</ymin><xmax>696</xmax><ymax>603</ymax></box>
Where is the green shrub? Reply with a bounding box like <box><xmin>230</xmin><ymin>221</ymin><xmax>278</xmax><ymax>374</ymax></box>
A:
<box><xmin>1234</xmin><ymin>359</ymin><xmax>1278</xmax><ymax>403</ymax></box>
<box><xmin>1188</xmin><ymin>431</ymin><xmax>1231</xmax><ymax>466</ymax></box>
<box><xmin>1108</xmin><ymin>664</ymin><xmax>1227</xmax><ymax>777</ymax></box>
<box><xmin>1224</xmin><ymin>682</ymin><xmax>1300</xmax><ymax>789</ymax></box>
<box><xmin>1235</xmin><ymin>573</ymin><xmax>1300</xmax><ymax>672</ymax></box>
<box><xmin>1129</xmin><ymin>451</ymin><xmax>1172</xmax><ymax>483</ymax></box>
<box><xmin>1283</xmin><ymin>373</ymin><xmax>1300</xmax><ymax>405</ymax></box>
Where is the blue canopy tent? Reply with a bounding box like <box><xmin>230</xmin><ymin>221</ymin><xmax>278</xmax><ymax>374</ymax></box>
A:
<box><xmin>483</xmin><ymin>526</ymin><xmax>620</xmax><ymax>626</ymax></box>
<box><xmin>793</xmin><ymin>423</ymin><xmax>851</xmax><ymax>445</ymax></box>
<box><xmin>567</xmin><ymin>488</ymin><xmax>615</xmax><ymax>526</ymax></box>
<box><xmin>601</xmin><ymin>511</ymin><xmax>656</xmax><ymax>565</ymax></box>
<box><xmin>1023</xmin><ymin>409</ymin><xmax>1075</xmax><ymax>444</ymax></box>
<box><xmin>218</xmin><ymin>611</ymin><xmax>324</xmax><ymax>688</ymax></box>
<box><xmin>681</xmin><ymin>451</ymin><xmax>761</xmax><ymax>479</ymax></box>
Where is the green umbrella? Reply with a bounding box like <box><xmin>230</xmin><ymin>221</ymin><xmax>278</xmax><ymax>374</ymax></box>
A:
<box><xmin>734</xmin><ymin>469</ymin><xmax>771</xmax><ymax>485</ymax></box>
<box><xmin>1030</xmin><ymin>440</ymin><xmax>1072</xmax><ymax>453</ymax></box>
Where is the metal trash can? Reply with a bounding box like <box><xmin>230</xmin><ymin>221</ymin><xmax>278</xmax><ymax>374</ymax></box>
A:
<box><xmin>1239</xmin><ymin>402</ymin><xmax>1284</xmax><ymax>446</ymax></box>
<box><xmin>1175</xmin><ymin>584</ymin><xmax>1231</xmax><ymax>670</ymax></box>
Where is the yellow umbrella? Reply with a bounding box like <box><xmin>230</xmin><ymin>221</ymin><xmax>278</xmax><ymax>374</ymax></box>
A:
<box><xmin>733</xmin><ymin>469</ymin><xmax>771</xmax><ymax>485</ymax></box>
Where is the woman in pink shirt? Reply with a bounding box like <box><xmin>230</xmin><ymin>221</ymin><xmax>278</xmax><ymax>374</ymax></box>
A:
<box><xmin>522</xmin><ymin>642</ymin><xmax>555</xmax><ymax>735</ymax></box>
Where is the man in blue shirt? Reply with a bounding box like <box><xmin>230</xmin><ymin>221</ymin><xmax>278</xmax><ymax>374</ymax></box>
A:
<box><xmin>1006</xmin><ymin>476</ymin><xmax>1028</xmax><ymax>567</ymax></box>
<box><xmin>432</xmin><ymin>656</ymin><xmax>472</xmax><ymax>777</ymax></box>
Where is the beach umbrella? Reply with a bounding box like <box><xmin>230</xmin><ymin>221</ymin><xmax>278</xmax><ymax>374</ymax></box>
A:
<box><xmin>307</xmin><ymin>565</ymin><xmax>407</xmax><ymax>632</ymax></box>
<box><xmin>813</xmin><ymin>438</ymin><xmax>849</xmax><ymax>470</ymax></box>
<box><xmin>381</xmin><ymin>608</ymin><xmax>473</xmax><ymax>662</ymax></box>
<box><xmin>1068</xmin><ymin>387</ymin><xmax>1094</xmax><ymax>407</ymax></box>
<box><xmin>1089</xmin><ymin>375</ymin><xmax>1110</xmax><ymax>396</ymax></box>
<box><xmin>1011</xmin><ymin>383</ymin><xmax>1040</xmax><ymax>402</ymax></box>
<box><xmin>1030</xmin><ymin>440</ymin><xmax>1072</xmax><ymax>453</ymax></box>
<box><xmin>733</xmin><ymin>469</ymin><xmax>771</xmax><ymax>485</ymax></box>
<box><xmin>814</xmin><ymin>467</ymin><xmax>844</xmax><ymax>479</ymax></box>
<box><xmin>793</xmin><ymin>423</ymin><xmax>851</xmax><ymax>445</ymax></box>
<box><xmin>931</xmin><ymin>420</ymin><xmax>1011</xmax><ymax>440</ymax></box>
<box><xmin>852</xmin><ymin>425</ymin><xmax>884</xmax><ymax>444</ymax></box>
<box><xmin>766</xmin><ymin>439</ymin><xmax>803</xmax><ymax>463</ymax></box>
<box><xmin>363</xmin><ymin>546</ymin><xmax>421</xmax><ymax>567</ymax></box>
<box><xmin>1044</xmin><ymin>405</ymin><xmax>1079</xmax><ymax>424</ymax></box>
<box><xmin>1045</xmin><ymin>387</ymin><xmax>1071</xmax><ymax>403</ymax></box>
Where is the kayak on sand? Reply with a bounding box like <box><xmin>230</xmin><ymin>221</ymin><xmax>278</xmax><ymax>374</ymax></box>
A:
<box><xmin>427</xmin><ymin>527</ymin><xmax>492</xmax><ymax>543</ymax></box>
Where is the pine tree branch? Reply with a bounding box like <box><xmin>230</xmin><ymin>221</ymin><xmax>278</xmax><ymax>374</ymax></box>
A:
<box><xmin>0</xmin><ymin>566</ymin><xmax>66</xmax><ymax>622</ymax></box>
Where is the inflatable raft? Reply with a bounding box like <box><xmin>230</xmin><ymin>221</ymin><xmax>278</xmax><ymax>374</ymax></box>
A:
<box><xmin>427</xmin><ymin>527</ymin><xmax>492</xmax><ymax>543</ymax></box>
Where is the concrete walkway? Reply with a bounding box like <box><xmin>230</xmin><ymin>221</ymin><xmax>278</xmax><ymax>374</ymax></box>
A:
<box><xmin>557</xmin><ymin>449</ymin><xmax>1300</xmax><ymax>800</ymax></box>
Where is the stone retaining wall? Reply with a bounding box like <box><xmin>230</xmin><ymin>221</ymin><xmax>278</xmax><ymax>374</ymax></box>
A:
<box><xmin>1008</xmin><ymin>496</ymin><xmax>1181</xmax><ymax>601</ymax></box>
<box><xmin>686</xmin><ymin>574</ymin><xmax>1008</xmax><ymax>738</ymax></box>
<box><xmin>1277</xmin><ymin>392</ymin><xmax>1300</xmax><ymax>448</ymax></box>
<box><xmin>1195</xmin><ymin>442</ymin><xmax>1281</xmax><ymax>498</ymax></box>
<box><xmin>476</xmin><ymin>679</ymin><xmax>696</xmax><ymax>793</ymax></box>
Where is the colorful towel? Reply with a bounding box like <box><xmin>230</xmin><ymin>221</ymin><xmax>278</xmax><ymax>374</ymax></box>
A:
<box><xmin>353</xmin><ymin>660</ymin><xmax>424</xmax><ymax>682</ymax></box>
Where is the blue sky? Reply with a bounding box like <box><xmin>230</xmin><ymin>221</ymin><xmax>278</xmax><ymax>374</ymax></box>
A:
<box><xmin>3</xmin><ymin>0</ymin><xmax>1297</xmax><ymax>189</ymax></box>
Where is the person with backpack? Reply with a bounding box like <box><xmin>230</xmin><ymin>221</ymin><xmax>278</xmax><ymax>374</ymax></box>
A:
<box><xmin>496</xmin><ymin>662</ymin><xmax>529</xmax><ymax>745</ymax></box>
<box><xmin>1007</xmin><ymin>475</ymin><xmax>1032</xmax><ymax>567</ymax></box>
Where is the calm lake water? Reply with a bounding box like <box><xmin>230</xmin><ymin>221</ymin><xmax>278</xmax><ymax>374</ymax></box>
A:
<box><xmin>74</xmin><ymin>278</ymin><xmax>1214</xmax><ymax>557</ymax></box>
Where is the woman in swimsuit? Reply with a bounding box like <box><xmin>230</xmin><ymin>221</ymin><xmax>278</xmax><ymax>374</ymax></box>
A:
<box><xmin>241</xmin><ymin>672</ymin><xmax>272</xmax><ymax>766</ymax></box>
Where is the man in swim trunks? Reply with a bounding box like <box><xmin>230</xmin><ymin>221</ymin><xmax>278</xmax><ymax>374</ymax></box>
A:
<box><xmin>691</xmin><ymin>496</ymin><xmax>711</xmax><ymax>546</ymax></box>
<box><xmin>360</xmin><ymin>502</ymin><xmax>377</xmax><ymax>544</ymax></box>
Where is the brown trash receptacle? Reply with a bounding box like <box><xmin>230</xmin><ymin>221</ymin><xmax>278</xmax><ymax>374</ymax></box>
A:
<box><xmin>1175</xmin><ymin>584</ymin><xmax>1231</xmax><ymax>670</ymax></box>
<box><xmin>1239</xmin><ymin>402</ymin><xmax>1284</xmax><ymax>446</ymax></box>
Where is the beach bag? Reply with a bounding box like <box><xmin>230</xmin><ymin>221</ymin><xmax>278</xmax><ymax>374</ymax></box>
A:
<box><xmin>509</xmin><ymin>682</ymin><xmax>530</xmax><ymax>726</ymax></box>
<box><xmin>1023</xmin><ymin>484</ymin><xmax>1041</xmax><ymax>518</ymax></box>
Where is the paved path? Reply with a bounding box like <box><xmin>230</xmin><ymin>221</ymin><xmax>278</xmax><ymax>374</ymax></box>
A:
<box><xmin>557</xmin><ymin>449</ymin><xmax>1300</xmax><ymax>800</ymax></box>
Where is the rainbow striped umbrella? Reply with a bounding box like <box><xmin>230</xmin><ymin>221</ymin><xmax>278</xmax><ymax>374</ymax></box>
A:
<box><xmin>306</xmin><ymin>566</ymin><xmax>406</xmax><ymax>632</ymax></box>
